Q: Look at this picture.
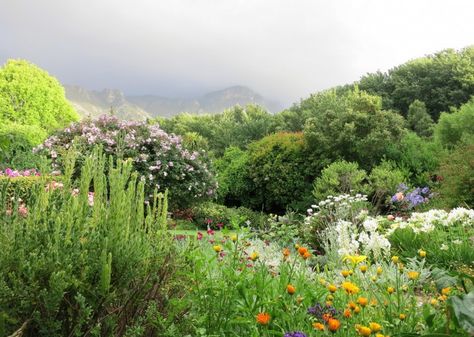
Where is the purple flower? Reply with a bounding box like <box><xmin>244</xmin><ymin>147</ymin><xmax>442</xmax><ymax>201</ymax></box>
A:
<box><xmin>284</xmin><ymin>332</ymin><xmax>307</xmax><ymax>337</ymax></box>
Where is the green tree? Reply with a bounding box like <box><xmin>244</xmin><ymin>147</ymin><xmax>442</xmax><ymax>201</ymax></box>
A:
<box><xmin>359</xmin><ymin>46</ymin><xmax>474</xmax><ymax>120</ymax></box>
<box><xmin>302</xmin><ymin>88</ymin><xmax>406</xmax><ymax>170</ymax></box>
<box><xmin>406</xmin><ymin>100</ymin><xmax>434</xmax><ymax>138</ymax></box>
<box><xmin>0</xmin><ymin>59</ymin><xmax>78</xmax><ymax>135</ymax></box>
<box><xmin>434</xmin><ymin>98</ymin><xmax>474</xmax><ymax>149</ymax></box>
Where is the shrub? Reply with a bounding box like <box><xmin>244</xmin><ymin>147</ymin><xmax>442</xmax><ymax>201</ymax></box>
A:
<box><xmin>245</xmin><ymin>132</ymin><xmax>314</xmax><ymax>213</ymax></box>
<box><xmin>313</xmin><ymin>160</ymin><xmax>367</xmax><ymax>202</ymax></box>
<box><xmin>0</xmin><ymin>150</ymin><xmax>194</xmax><ymax>336</ymax></box>
<box><xmin>35</xmin><ymin>115</ymin><xmax>217</xmax><ymax>209</ymax></box>
<box><xmin>435</xmin><ymin>98</ymin><xmax>474</xmax><ymax>149</ymax></box>
<box><xmin>437</xmin><ymin>144</ymin><xmax>474</xmax><ymax>207</ymax></box>
<box><xmin>368</xmin><ymin>161</ymin><xmax>408</xmax><ymax>212</ymax></box>
<box><xmin>191</xmin><ymin>202</ymin><xmax>267</xmax><ymax>229</ymax></box>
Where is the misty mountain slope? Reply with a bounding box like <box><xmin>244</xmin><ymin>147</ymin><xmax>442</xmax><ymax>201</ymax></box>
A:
<box><xmin>65</xmin><ymin>85</ymin><xmax>151</xmax><ymax>120</ymax></box>
<box><xmin>66</xmin><ymin>85</ymin><xmax>283</xmax><ymax>120</ymax></box>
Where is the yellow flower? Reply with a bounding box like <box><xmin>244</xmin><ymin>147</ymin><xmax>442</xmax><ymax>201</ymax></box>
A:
<box><xmin>399</xmin><ymin>313</ymin><xmax>406</xmax><ymax>320</ymax></box>
<box><xmin>354</xmin><ymin>306</ymin><xmax>361</xmax><ymax>314</ymax></box>
<box><xmin>370</xmin><ymin>299</ymin><xmax>378</xmax><ymax>307</ymax></box>
<box><xmin>213</xmin><ymin>245</ymin><xmax>222</xmax><ymax>253</ymax></box>
<box><xmin>387</xmin><ymin>287</ymin><xmax>395</xmax><ymax>294</ymax></box>
<box><xmin>398</xmin><ymin>263</ymin><xmax>404</xmax><ymax>271</ymax></box>
<box><xmin>326</xmin><ymin>300</ymin><xmax>333</xmax><ymax>306</ymax></box>
<box><xmin>430</xmin><ymin>298</ymin><xmax>438</xmax><ymax>306</ymax></box>
<box><xmin>376</xmin><ymin>334</ymin><xmax>385</xmax><ymax>337</ymax></box>
<box><xmin>407</xmin><ymin>271</ymin><xmax>420</xmax><ymax>280</ymax></box>
<box><xmin>376</xmin><ymin>266</ymin><xmax>383</xmax><ymax>275</ymax></box>
<box><xmin>327</xmin><ymin>294</ymin><xmax>334</xmax><ymax>301</ymax></box>
<box><xmin>391</xmin><ymin>256</ymin><xmax>399</xmax><ymax>263</ymax></box>
<box><xmin>369</xmin><ymin>322</ymin><xmax>382</xmax><ymax>332</ymax></box>
<box><xmin>230</xmin><ymin>234</ymin><xmax>238</xmax><ymax>242</ymax></box>
<box><xmin>418</xmin><ymin>249</ymin><xmax>427</xmax><ymax>258</ymax></box>
<box><xmin>343</xmin><ymin>255</ymin><xmax>367</xmax><ymax>265</ymax></box>
<box><xmin>357</xmin><ymin>297</ymin><xmax>369</xmax><ymax>307</ymax></box>
<box><xmin>359</xmin><ymin>265</ymin><xmax>368</xmax><ymax>273</ymax></box>
<box><xmin>250</xmin><ymin>251</ymin><xmax>259</xmax><ymax>261</ymax></box>
<box><xmin>371</xmin><ymin>276</ymin><xmax>377</xmax><ymax>282</ymax></box>
<box><xmin>313</xmin><ymin>322</ymin><xmax>325</xmax><ymax>331</ymax></box>
<box><xmin>438</xmin><ymin>295</ymin><xmax>448</xmax><ymax>302</ymax></box>
<box><xmin>401</xmin><ymin>284</ymin><xmax>409</xmax><ymax>292</ymax></box>
<box><xmin>356</xmin><ymin>325</ymin><xmax>372</xmax><ymax>336</ymax></box>
<box><xmin>342</xmin><ymin>281</ymin><xmax>360</xmax><ymax>295</ymax></box>
<box><xmin>441</xmin><ymin>287</ymin><xmax>451</xmax><ymax>295</ymax></box>
<box><xmin>296</xmin><ymin>295</ymin><xmax>304</xmax><ymax>304</ymax></box>
<box><xmin>341</xmin><ymin>270</ymin><xmax>353</xmax><ymax>278</ymax></box>
<box><xmin>319</xmin><ymin>278</ymin><xmax>327</xmax><ymax>286</ymax></box>
<box><xmin>328</xmin><ymin>284</ymin><xmax>338</xmax><ymax>293</ymax></box>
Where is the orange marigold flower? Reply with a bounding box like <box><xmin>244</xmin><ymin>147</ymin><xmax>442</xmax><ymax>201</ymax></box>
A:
<box><xmin>342</xmin><ymin>281</ymin><xmax>360</xmax><ymax>295</ymax></box>
<box><xmin>357</xmin><ymin>297</ymin><xmax>369</xmax><ymax>307</ymax></box>
<box><xmin>327</xmin><ymin>318</ymin><xmax>341</xmax><ymax>332</ymax></box>
<box><xmin>370</xmin><ymin>299</ymin><xmax>378</xmax><ymax>307</ymax></box>
<box><xmin>256</xmin><ymin>312</ymin><xmax>271</xmax><ymax>325</ymax></box>
<box><xmin>341</xmin><ymin>269</ymin><xmax>353</xmax><ymax>278</ymax></box>
<box><xmin>354</xmin><ymin>306</ymin><xmax>361</xmax><ymax>314</ymax></box>
<box><xmin>399</xmin><ymin>313</ymin><xmax>406</xmax><ymax>320</ymax></box>
<box><xmin>441</xmin><ymin>287</ymin><xmax>451</xmax><ymax>295</ymax></box>
<box><xmin>283</xmin><ymin>248</ymin><xmax>291</xmax><ymax>257</ymax></box>
<box><xmin>348</xmin><ymin>301</ymin><xmax>357</xmax><ymax>310</ymax></box>
<box><xmin>287</xmin><ymin>284</ymin><xmax>296</xmax><ymax>295</ymax></box>
<box><xmin>408</xmin><ymin>271</ymin><xmax>420</xmax><ymax>280</ymax></box>
<box><xmin>298</xmin><ymin>246</ymin><xmax>308</xmax><ymax>256</ymax></box>
<box><xmin>322</xmin><ymin>313</ymin><xmax>332</xmax><ymax>322</ymax></box>
<box><xmin>313</xmin><ymin>322</ymin><xmax>325</xmax><ymax>331</ymax></box>
<box><xmin>343</xmin><ymin>308</ymin><xmax>352</xmax><ymax>318</ymax></box>
<box><xmin>328</xmin><ymin>284</ymin><xmax>338</xmax><ymax>293</ymax></box>
<box><xmin>303</xmin><ymin>251</ymin><xmax>312</xmax><ymax>259</ymax></box>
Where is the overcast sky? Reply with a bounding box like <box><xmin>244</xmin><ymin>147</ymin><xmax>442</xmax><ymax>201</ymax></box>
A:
<box><xmin>1</xmin><ymin>0</ymin><xmax>473</xmax><ymax>106</ymax></box>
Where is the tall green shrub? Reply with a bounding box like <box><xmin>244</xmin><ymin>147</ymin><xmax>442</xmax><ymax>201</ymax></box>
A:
<box><xmin>0</xmin><ymin>149</ymin><xmax>192</xmax><ymax>336</ymax></box>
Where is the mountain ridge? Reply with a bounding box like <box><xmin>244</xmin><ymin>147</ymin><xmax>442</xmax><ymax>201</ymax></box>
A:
<box><xmin>65</xmin><ymin>85</ymin><xmax>283</xmax><ymax>120</ymax></box>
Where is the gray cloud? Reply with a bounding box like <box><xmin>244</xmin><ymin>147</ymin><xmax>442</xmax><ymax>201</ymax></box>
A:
<box><xmin>1</xmin><ymin>0</ymin><xmax>473</xmax><ymax>106</ymax></box>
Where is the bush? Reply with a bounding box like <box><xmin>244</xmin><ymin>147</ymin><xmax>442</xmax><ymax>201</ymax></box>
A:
<box><xmin>438</xmin><ymin>144</ymin><xmax>474</xmax><ymax>207</ymax></box>
<box><xmin>0</xmin><ymin>150</ymin><xmax>193</xmax><ymax>336</ymax></box>
<box><xmin>435</xmin><ymin>98</ymin><xmax>474</xmax><ymax>149</ymax></box>
<box><xmin>191</xmin><ymin>202</ymin><xmax>267</xmax><ymax>229</ymax></box>
<box><xmin>35</xmin><ymin>115</ymin><xmax>217</xmax><ymax>209</ymax></box>
<box><xmin>368</xmin><ymin>161</ymin><xmax>408</xmax><ymax>212</ymax></box>
<box><xmin>245</xmin><ymin>132</ymin><xmax>315</xmax><ymax>213</ymax></box>
<box><xmin>313</xmin><ymin>160</ymin><xmax>367</xmax><ymax>202</ymax></box>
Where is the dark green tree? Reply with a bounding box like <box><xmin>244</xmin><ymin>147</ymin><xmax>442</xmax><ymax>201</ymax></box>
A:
<box><xmin>406</xmin><ymin>100</ymin><xmax>434</xmax><ymax>138</ymax></box>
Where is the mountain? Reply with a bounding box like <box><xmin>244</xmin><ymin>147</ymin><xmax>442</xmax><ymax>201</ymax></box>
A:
<box><xmin>65</xmin><ymin>85</ymin><xmax>283</xmax><ymax>120</ymax></box>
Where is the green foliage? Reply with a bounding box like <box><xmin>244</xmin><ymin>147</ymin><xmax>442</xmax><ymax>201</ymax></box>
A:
<box><xmin>407</xmin><ymin>100</ymin><xmax>434</xmax><ymax>138</ymax></box>
<box><xmin>191</xmin><ymin>202</ymin><xmax>267</xmax><ymax>229</ymax></box>
<box><xmin>0</xmin><ymin>175</ymin><xmax>47</xmax><ymax>207</ymax></box>
<box><xmin>213</xmin><ymin>146</ymin><xmax>251</xmax><ymax>205</ymax></box>
<box><xmin>0</xmin><ymin>149</ymin><xmax>192</xmax><ymax>336</ymax></box>
<box><xmin>448</xmin><ymin>291</ymin><xmax>474</xmax><ymax>335</ymax></box>
<box><xmin>303</xmin><ymin>89</ymin><xmax>407</xmax><ymax>170</ymax></box>
<box><xmin>434</xmin><ymin>97</ymin><xmax>474</xmax><ymax>149</ymax></box>
<box><xmin>360</xmin><ymin>46</ymin><xmax>474</xmax><ymax>120</ymax></box>
<box><xmin>0</xmin><ymin>123</ymin><xmax>47</xmax><ymax>169</ymax></box>
<box><xmin>386</xmin><ymin>132</ymin><xmax>443</xmax><ymax>186</ymax></box>
<box><xmin>159</xmin><ymin>104</ymin><xmax>273</xmax><ymax>156</ymax></box>
<box><xmin>368</xmin><ymin>161</ymin><xmax>408</xmax><ymax>212</ymax></box>
<box><xmin>0</xmin><ymin>59</ymin><xmax>78</xmax><ymax>134</ymax></box>
<box><xmin>437</xmin><ymin>144</ymin><xmax>474</xmax><ymax>207</ymax></box>
<box><xmin>246</xmin><ymin>132</ymin><xmax>314</xmax><ymax>213</ymax></box>
<box><xmin>313</xmin><ymin>160</ymin><xmax>367</xmax><ymax>202</ymax></box>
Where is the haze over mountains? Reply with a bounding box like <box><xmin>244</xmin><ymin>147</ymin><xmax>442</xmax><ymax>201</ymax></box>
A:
<box><xmin>65</xmin><ymin>85</ymin><xmax>283</xmax><ymax>120</ymax></box>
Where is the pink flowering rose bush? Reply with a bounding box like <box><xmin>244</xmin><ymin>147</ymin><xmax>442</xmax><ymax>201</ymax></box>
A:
<box><xmin>35</xmin><ymin>115</ymin><xmax>217</xmax><ymax>208</ymax></box>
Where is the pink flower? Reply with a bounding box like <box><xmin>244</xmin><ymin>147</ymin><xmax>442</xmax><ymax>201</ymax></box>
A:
<box><xmin>197</xmin><ymin>232</ymin><xmax>203</xmax><ymax>240</ymax></box>
<box><xmin>395</xmin><ymin>192</ymin><xmax>404</xmax><ymax>201</ymax></box>
<box><xmin>71</xmin><ymin>189</ymin><xmax>80</xmax><ymax>197</ymax></box>
<box><xmin>216</xmin><ymin>222</ymin><xmax>224</xmax><ymax>230</ymax></box>
<box><xmin>207</xmin><ymin>228</ymin><xmax>214</xmax><ymax>236</ymax></box>
<box><xmin>18</xmin><ymin>204</ymin><xmax>28</xmax><ymax>217</ymax></box>
<box><xmin>88</xmin><ymin>192</ymin><xmax>95</xmax><ymax>206</ymax></box>
<box><xmin>387</xmin><ymin>214</ymin><xmax>395</xmax><ymax>221</ymax></box>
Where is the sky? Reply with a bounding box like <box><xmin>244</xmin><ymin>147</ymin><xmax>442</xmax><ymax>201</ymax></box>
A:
<box><xmin>1</xmin><ymin>0</ymin><xmax>473</xmax><ymax>107</ymax></box>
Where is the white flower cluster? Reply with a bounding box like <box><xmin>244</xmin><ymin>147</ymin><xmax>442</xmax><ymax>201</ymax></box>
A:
<box><xmin>386</xmin><ymin>207</ymin><xmax>474</xmax><ymax>235</ymax></box>
<box><xmin>324</xmin><ymin>215</ymin><xmax>391</xmax><ymax>260</ymax></box>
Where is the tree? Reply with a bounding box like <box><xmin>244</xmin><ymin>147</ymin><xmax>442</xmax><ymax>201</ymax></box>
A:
<box><xmin>0</xmin><ymin>59</ymin><xmax>78</xmax><ymax>136</ymax></box>
<box><xmin>359</xmin><ymin>46</ymin><xmax>474</xmax><ymax>120</ymax></box>
<box><xmin>406</xmin><ymin>100</ymin><xmax>434</xmax><ymax>138</ymax></box>
<box><xmin>434</xmin><ymin>98</ymin><xmax>474</xmax><ymax>149</ymax></box>
<box><xmin>302</xmin><ymin>88</ymin><xmax>407</xmax><ymax>171</ymax></box>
